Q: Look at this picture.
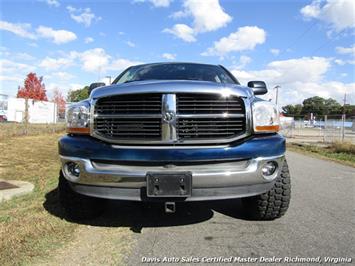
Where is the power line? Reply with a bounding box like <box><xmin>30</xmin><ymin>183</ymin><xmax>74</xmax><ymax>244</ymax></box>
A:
<box><xmin>267</xmin><ymin>22</ymin><xmax>319</xmax><ymax>105</ymax></box>
<box><xmin>268</xmin><ymin>28</ymin><xmax>347</xmax><ymax>108</ymax></box>
<box><xmin>310</xmin><ymin>29</ymin><xmax>346</xmax><ymax>55</ymax></box>
<box><xmin>286</xmin><ymin>21</ymin><xmax>318</xmax><ymax>53</ymax></box>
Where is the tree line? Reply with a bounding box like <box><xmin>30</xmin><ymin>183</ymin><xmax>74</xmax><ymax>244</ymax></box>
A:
<box><xmin>282</xmin><ymin>96</ymin><xmax>354</xmax><ymax>117</ymax></box>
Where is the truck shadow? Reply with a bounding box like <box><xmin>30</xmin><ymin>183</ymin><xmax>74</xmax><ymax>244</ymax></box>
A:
<box><xmin>43</xmin><ymin>188</ymin><xmax>252</xmax><ymax>233</ymax></box>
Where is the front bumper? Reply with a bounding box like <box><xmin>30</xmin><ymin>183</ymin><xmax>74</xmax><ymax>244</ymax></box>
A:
<box><xmin>61</xmin><ymin>155</ymin><xmax>284</xmax><ymax>201</ymax></box>
<box><xmin>59</xmin><ymin>134</ymin><xmax>285</xmax><ymax>201</ymax></box>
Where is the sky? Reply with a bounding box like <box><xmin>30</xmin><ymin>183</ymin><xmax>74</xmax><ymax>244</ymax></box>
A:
<box><xmin>0</xmin><ymin>0</ymin><xmax>354</xmax><ymax>107</ymax></box>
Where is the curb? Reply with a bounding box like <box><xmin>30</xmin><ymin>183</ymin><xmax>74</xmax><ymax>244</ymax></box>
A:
<box><xmin>0</xmin><ymin>180</ymin><xmax>34</xmax><ymax>203</ymax></box>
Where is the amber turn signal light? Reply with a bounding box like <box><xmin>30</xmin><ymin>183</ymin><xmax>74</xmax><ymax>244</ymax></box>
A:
<box><xmin>67</xmin><ymin>127</ymin><xmax>90</xmax><ymax>134</ymax></box>
<box><xmin>255</xmin><ymin>125</ymin><xmax>280</xmax><ymax>132</ymax></box>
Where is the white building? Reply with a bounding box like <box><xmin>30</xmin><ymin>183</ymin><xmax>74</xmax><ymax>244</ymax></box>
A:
<box><xmin>6</xmin><ymin>98</ymin><xmax>57</xmax><ymax>123</ymax></box>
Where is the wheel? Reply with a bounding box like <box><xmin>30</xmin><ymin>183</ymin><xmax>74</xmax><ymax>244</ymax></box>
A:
<box><xmin>243</xmin><ymin>160</ymin><xmax>291</xmax><ymax>220</ymax></box>
<box><xmin>58</xmin><ymin>171</ymin><xmax>105</xmax><ymax>220</ymax></box>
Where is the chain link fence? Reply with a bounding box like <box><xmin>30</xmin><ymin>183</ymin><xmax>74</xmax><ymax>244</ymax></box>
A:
<box><xmin>280</xmin><ymin>115</ymin><xmax>355</xmax><ymax>144</ymax></box>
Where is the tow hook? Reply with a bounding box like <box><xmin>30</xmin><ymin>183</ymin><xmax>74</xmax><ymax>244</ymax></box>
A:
<box><xmin>165</xmin><ymin>202</ymin><xmax>176</xmax><ymax>213</ymax></box>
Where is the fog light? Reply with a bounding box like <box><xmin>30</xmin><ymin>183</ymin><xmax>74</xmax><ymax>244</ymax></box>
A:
<box><xmin>262</xmin><ymin>161</ymin><xmax>277</xmax><ymax>178</ymax></box>
<box><xmin>67</xmin><ymin>162</ymin><xmax>80</xmax><ymax>177</ymax></box>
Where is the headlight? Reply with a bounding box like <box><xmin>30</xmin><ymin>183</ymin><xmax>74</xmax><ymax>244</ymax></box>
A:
<box><xmin>252</xmin><ymin>101</ymin><xmax>280</xmax><ymax>133</ymax></box>
<box><xmin>66</xmin><ymin>101</ymin><xmax>90</xmax><ymax>134</ymax></box>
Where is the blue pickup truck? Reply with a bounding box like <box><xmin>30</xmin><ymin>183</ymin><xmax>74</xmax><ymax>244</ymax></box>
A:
<box><xmin>58</xmin><ymin>62</ymin><xmax>290</xmax><ymax>220</ymax></box>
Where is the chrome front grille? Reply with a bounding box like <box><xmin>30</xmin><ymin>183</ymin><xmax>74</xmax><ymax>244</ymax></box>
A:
<box><xmin>94</xmin><ymin>117</ymin><xmax>161</xmax><ymax>140</ymax></box>
<box><xmin>177</xmin><ymin>93</ymin><xmax>244</xmax><ymax>114</ymax></box>
<box><xmin>95</xmin><ymin>94</ymin><xmax>161</xmax><ymax>114</ymax></box>
<box><xmin>92</xmin><ymin>92</ymin><xmax>248</xmax><ymax>144</ymax></box>
<box><xmin>176</xmin><ymin>93</ymin><xmax>245</xmax><ymax>140</ymax></box>
<box><xmin>177</xmin><ymin>117</ymin><xmax>245</xmax><ymax>139</ymax></box>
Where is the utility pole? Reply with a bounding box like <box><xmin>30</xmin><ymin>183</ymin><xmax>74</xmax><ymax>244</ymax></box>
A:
<box><xmin>274</xmin><ymin>85</ymin><xmax>280</xmax><ymax>110</ymax></box>
<box><xmin>98</xmin><ymin>66</ymin><xmax>102</xmax><ymax>81</ymax></box>
<box><xmin>343</xmin><ymin>92</ymin><xmax>347</xmax><ymax>109</ymax></box>
<box><xmin>341</xmin><ymin>92</ymin><xmax>346</xmax><ymax>141</ymax></box>
<box><xmin>105</xmin><ymin>76</ymin><xmax>112</xmax><ymax>85</ymax></box>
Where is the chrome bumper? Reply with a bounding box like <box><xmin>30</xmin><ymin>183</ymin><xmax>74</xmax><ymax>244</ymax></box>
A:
<box><xmin>60</xmin><ymin>155</ymin><xmax>284</xmax><ymax>201</ymax></box>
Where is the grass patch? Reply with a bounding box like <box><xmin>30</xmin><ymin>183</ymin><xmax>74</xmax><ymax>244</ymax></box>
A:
<box><xmin>0</xmin><ymin>133</ymin><xmax>77</xmax><ymax>265</ymax></box>
<box><xmin>0</xmin><ymin>123</ymin><xmax>65</xmax><ymax>139</ymax></box>
<box><xmin>331</xmin><ymin>141</ymin><xmax>355</xmax><ymax>154</ymax></box>
<box><xmin>287</xmin><ymin>141</ymin><xmax>355</xmax><ymax>167</ymax></box>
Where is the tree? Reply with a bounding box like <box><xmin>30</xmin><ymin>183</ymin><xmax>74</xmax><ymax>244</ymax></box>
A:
<box><xmin>344</xmin><ymin>105</ymin><xmax>355</xmax><ymax>116</ymax></box>
<box><xmin>324</xmin><ymin>98</ymin><xmax>342</xmax><ymax>115</ymax></box>
<box><xmin>301</xmin><ymin>96</ymin><xmax>326</xmax><ymax>115</ymax></box>
<box><xmin>67</xmin><ymin>86</ymin><xmax>89</xmax><ymax>102</ymax></box>
<box><xmin>52</xmin><ymin>88</ymin><xmax>66</xmax><ymax>118</ymax></box>
<box><xmin>17</xmin><ymin>72</ymin><xmax>47</xmax><ymax>101</ymax></box>
<box><xmin>282</xmin><ymin>104</ymin><xmax>303</xmax><ymax>116</ymax></box>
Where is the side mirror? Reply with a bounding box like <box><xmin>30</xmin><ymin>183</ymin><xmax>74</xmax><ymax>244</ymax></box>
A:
<box><xmin>88</xmin><ymin>82</ymin><xmax>106</xmax><ymax>94</ymax></box>
<box><xmin>247</xmin><ymin>81</ymin><xmax>268</xmax><ymax>95</ymax></box>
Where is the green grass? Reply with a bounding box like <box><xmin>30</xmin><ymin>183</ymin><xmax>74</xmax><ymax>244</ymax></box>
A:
<box><xmin>287</xmin><ymin>141</ymin><xmax>355</xmax><ymax>168</ymax></box>
<box><xmin>0</xmin><ymin>132</ymin><xmax>78</xmax><ymax>266</ymax></box>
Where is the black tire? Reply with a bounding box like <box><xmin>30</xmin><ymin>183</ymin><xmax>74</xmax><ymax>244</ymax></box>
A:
<box><xmin>243</xmin><ymin>160</ymin><xmax>291</xmax><ymax>220</ymax></box>
<box><xmin>58</xmin><ymin>171</ymin><xmax>105</xmax><ymax>220</ymax></box>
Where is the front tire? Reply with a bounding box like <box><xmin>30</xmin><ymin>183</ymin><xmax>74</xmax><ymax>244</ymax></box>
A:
<box><xmin>58</xmin><ymin>171</ymin><xmax>105</xmax><ymax>220</ymax></box>
<box><xmin>243</xmin><ymin>160</ymin><xmax>291</xmax><ymax>220</ymax></box>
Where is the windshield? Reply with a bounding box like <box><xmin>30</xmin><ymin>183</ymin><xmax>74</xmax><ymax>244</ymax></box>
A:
<box><xmin>113</xmin><ymin>63</ymin><xmax>238</xmax><ymax>84</ymax></box>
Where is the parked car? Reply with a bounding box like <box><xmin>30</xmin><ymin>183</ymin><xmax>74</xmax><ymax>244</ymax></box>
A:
<box><xmin>58</xmin><ymin>62</ymin><xmax>291</xmax><ymax>220</ymax></box>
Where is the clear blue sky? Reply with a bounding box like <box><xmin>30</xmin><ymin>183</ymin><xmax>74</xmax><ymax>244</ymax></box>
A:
<box><xmin>0</xmin><ymin>0</ymin><xmax>354</xmax><ymax>106</ymax></box>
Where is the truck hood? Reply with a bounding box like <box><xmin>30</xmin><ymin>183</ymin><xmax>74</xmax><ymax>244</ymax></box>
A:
<box><xmin>90</xmin><ymin>80</ymin><xmax>253</xmax><ymax>99</ymax></box>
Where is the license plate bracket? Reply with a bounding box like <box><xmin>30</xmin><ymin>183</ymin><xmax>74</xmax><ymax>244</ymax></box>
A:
<box><xmin>146</xmin><ymin>172</ymin><xmax>192</xmax><ymax>197</ymax></box>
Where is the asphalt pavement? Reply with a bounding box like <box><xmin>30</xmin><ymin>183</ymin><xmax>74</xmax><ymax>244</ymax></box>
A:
<box><xmin>120</xmin><ymin>151</ymin><xmax>354</xmax><ymax>265</ymax></box>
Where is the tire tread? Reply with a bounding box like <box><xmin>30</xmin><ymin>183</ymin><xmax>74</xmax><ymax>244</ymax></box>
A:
<box><xmin>243</xmin><ymin>160</ymin><xmax>291</xmax><ymax>220</ymax></box>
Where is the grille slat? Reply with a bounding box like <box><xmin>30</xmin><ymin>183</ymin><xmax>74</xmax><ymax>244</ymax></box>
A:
<box><xmin>97</xmin><ymin>106</ymin><xmax>161</xmax><ymax>110</ymax></box>
<box><xmin>97</xmin><ymin>104</ymin><xmax>161</xmax><ymax>107</ymax></box>
<box><xmin>95</xmin><ymin>128</ymin><xmax>160</xmax><ymax>132</ymax></box>
<box><xmin>95</xmin><ymin>125</ymin><xmax>159</xmax><ymax>129</ymax></box>
<box><xmin>179</xmin><ymin>132</ymin><xmax>236</xmax><ymax>136</ymax></box>
<box><xmin>178</xmin><ymin>108</ymin><xmax>243</xmax><ymax>111</ymax></box>
<box><xmin>98</xmin><ymin>133</ymin><xmax>161</xmax><ymax>136</ymax></box>
<box><xmin>177</xmin><ymin>127</ymin><xmax>244</xmax><ymax>131</ymax></box>
<box><xmin>98</xmin><ymin>101</ymin><xmax>161</xmax><ymax>104</ymax></box>
<box><xmin>93</xmin><ymin>92</ymin><xmax>246</xmax><ymax>144</ymax></box>
<box><xmin>175</xmin><ymin>120</ymin><xmax>244</xmax><ymax>124</ymax></box>
<box><xmin>178</xmin><ymin>104</ymin><xmax>243</xmax><ymax>107</ymax></box>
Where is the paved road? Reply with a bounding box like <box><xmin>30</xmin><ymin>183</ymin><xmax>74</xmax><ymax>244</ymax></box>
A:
<box><xmin>44</xmin><ymin>151</ymin><xmax>354</xmax><ymax>265</ymax></box>
<box><xmin>120</xmin><ymin>151</ymin><xmax>354</xmax><ymax>265</ymax></box>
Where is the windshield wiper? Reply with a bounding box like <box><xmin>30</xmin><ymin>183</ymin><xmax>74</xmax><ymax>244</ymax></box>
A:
<box><xmin>123</xmin><ymin>80</ymin><xmax>139</xmax><ymax>83</ymax></box>
<box><xmin>123</xmin><ymin>79</ymin><xmax>161</xmax><ymax>84</ymax></box>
